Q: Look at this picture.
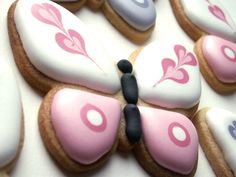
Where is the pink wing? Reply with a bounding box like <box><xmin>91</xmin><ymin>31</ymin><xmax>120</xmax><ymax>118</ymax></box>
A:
<box><xmin>139</xmin><ymin>106</ymin><xmax>198</xmax><ymax>175</ymax></box>
<box><xmin>50</xmin><ymin>88</ymin><xmax>121</xmax><ymax>165</ymax></box>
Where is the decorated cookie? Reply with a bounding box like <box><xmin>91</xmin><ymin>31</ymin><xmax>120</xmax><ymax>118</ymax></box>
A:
<box><xmin>194</xmin><ymin>35</ymin><xmax>236</xmax><ymax>94</ymax></box>
<box><xmin>193</xmin><ymin>108</ymin><xmax>236</xmax><ymax>177</ymax></box>
<box><xmin>53</xmin><ymin>0</ymin><xmax>157</xmax><ymax>44</ymax></box>
<box><xmin>0</xmin><ymin>58</ymin><xmax>23</xmax><ymax>176</ymax></box>
<box><xmin>131</xmin><ymin>40</ymin><xmax>201</xmax><ymax>117</ymax></box>
<box><xmin>170</xmin><ymin>0</ymin><xmax>236</xmax><ymax>42</ymax></box>
<box><xmin>8</xmin><ymin>0</ymin><xmax>199</xmax><ymax>176</ymax></box>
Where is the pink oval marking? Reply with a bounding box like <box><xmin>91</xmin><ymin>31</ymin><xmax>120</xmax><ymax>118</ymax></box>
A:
<box><xmin>81</xmin><ymin>104</ymin><xmax>107</xmax><ymax>132</ymax></box>
<box><xmin>221</xmin><ymin>45</ymin><xmax>236</xmax><ymax>62</ymax></box>
<box><xmin>168</xmin><ymin>122</ymin><xmax>190</xmax><ymax>147</ymax></box>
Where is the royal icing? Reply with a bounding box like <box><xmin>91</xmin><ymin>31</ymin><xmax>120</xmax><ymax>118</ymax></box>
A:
<box><xmin>108</xmin><ymin>0</ymin><xmax>156</xmax><ymax>31</ymax></box>
<box><xmin>134</xmin><ymin>41</ymin><xmax>201</xmax><ymax>109</ymax></box>
<box><xmin>139</xmin><ymin>106</ymin><xmax>198</xmax><ymax>174</ymax></box>
<box><xmin>202</xmin><ymin>35</ymin><xmax>236</xmax><ymax>83</ymax></box>
<box><xmin>206</xmin><ymin>108</ymin><xmax>236</xmax><ymax>174</ymax></box>
<box><xmin>180</xmin><ymin>0</ymin><xmax>236</xmax><ymax>42</ymax></box>
<box><xmin>51</xmin><ymin>88</ymin><xmax>121</xmax><ymax>164</ymax></box>
<box><xmin>0</xmin><ymin>58</ymin><xmax>22</xmax><ymax>167</ymax></box>
<box><xmin>14</xmin><ymin>0</ymin><xmax>120</xmax><ymax>94</ymax></box>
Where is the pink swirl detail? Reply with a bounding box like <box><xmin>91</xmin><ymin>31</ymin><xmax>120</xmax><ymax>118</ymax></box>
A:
<box><xmin>206</xmin><ymin>1</ymin><xmax>233</xmax><ymax>30</ymax></box>
<box><xmin>168</xmin><ymin>122</ymin><xmax>191</xmax><ymax>147</ymax></box>
<box><xmin>31</xmin><ymin>3</ymin><xmax>103</xmax><ymax>71</ymax></box>
<box><xmin>154</xmin><ymin>45</ymin><xmax>197</xmax><ymax>86</ymax></box>
<box><xmin>31</xmin><ymin>3</ymin><xmax>64</xmax><ymax>31</ymax></box>
<box><xmin>80</xmin><ymin>103</ymin><xmax>107</xmax><ymax>132</ymax></box>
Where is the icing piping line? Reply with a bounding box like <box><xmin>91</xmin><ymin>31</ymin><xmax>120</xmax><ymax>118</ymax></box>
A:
<box><xmin>31</xmin><ymin>3</ymin><xmax>104</xmax><ymax>72</ymax></box>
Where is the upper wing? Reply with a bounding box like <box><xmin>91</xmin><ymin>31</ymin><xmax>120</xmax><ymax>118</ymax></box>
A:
<box><xmin>12</xmin><ymin>0</ymin><xmax>120</xmax><ymax>94</ymax></box>
<box><xmin>133</xmin><ymin>41</ymin><xmax>201</xmax><ymax>109</ymax></box>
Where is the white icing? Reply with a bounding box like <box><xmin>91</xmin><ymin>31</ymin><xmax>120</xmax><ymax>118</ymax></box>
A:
<box><xmin>0</xmin><ymin>58</ymin><xmax>22</xmax><ymax>167</ymax></box>
<box><xmin>172</xmin><ymin>126</ymin><xmax>186</xmax><ymax>141</ymax></box>
<box><xmin>87</xmin><ymin>110</ymin><xmax>103</xmax><ymax>126</ymax></box>
<box><xmin>134</xmin><ymin>41</ymin><xmax>201</xmax><ymax>109</ymax></box>
<box><xmin>180</xmin><ymin>0</ymin><xmax>236</xmax><ymax>42</ymax></box>
<box><xmin>135</xmin><ymin>0</ymin><xmax>145</xmax><ymax>3</ymax></box>
<box><xmin>14</xmin><ymin>0</ymin><xmax>120</xmax><ymax>94</ymax></box>
<box><xmin>224</xmin><ymin>47</ymin><xmax>235</xmax><ymax>59</ymax></box>
<box><xmin>206</xmin><ymin>108</ymin><xmax>236</xmax><ymax>174</ymax></box>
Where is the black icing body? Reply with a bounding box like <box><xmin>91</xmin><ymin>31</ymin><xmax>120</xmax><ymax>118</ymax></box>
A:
<box><xmin>121</xmin><ymin>73</ymin><xmax>138</xmax><ymax>104</ymax></box>
<box><xmin>117</xmin><ymin>60</ymin><xmax>142</xmax><ymax>144</ymax></box>
<box><xmin>123</xmin><ymin>104</ymin><xmax>142</xmax><ymax>144</ymax></box>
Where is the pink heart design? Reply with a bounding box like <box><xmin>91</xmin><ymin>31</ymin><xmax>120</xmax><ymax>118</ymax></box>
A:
<box><xmin>162</xmin><ymin>59</ymin><xmax>189</xmax><ymax>84</ymax></box>
<box><xmin>55</xmin><ymin>29</ymin><xmax>88</xmax><ymax>56</ymax></box>
<box><xmin>208</xmin><ymin>5</ymin><xmax>227</xmax><ymax>23</ymax></box>
<box><xmin>174</xmin><ymin>45</ymin><xmax>197</xmax><ymax>66</ymax></box>
<box><xmin>31</xmin><ymin>3</ymin><xmax>62</xmax><ymax>29</ymax></box>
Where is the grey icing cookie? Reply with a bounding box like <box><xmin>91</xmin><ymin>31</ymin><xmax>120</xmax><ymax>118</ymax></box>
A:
<box><xmin>108</xmin><ymin>0</ymin><xmax>156</xmax><ymax>31</ymax></box>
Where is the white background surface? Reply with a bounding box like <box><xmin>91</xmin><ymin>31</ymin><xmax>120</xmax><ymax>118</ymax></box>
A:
<box><xmin>0</xmin><ymin>0</ymin><xmax>235</xmax><ymax>176</ymax></box>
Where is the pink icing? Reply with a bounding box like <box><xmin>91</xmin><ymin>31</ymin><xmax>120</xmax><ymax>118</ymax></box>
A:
<box><xmin>139</xmin><ymin>106</ymin><xmax>198</xmax><ymax>174</ymax></box>
<box><xmin>51</xmin><ymin>88</ymin><xmax>121</xmax><ymax>164</ymax></box>
<box><xmin>202</xmin><ymin>35</ymin><xmax>236</xmax><ymax>83</ymax></box>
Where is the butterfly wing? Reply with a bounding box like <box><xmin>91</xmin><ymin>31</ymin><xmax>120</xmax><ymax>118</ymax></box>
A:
<box><xmin>133</xmin><ymin>41</ymin><xmax>201</xmax><ymax>112</ymax></box>
<box><xmin>39</xmin><ymin>87</ymin><xmax>121</xmax><ymax>171</ymax></box>
<box><xmin>134</xmin><ymin>106</ymin><xmax>198</xmax><ymax>176</ymax></box>
<box><xmin>10</xmin><ymin>0</ymin><xmax>120</xmax><ymax>94</ymax></box>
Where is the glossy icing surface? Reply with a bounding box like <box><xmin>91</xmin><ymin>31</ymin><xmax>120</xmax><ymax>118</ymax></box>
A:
<box><xmin>139</xmin><ymin>106</ymin><xmax>198</xmax><ymax>174</ymax></box>
<box><xmin>180</xmin><ymin>0</ymin><xmax>236</xmax><ymax>42</ymax></box>
<box><xmin>202</xmin><ymin>35</ymin><xmax>236</xmax><ymax>83</ymax></box>
<box><xmin>51</xmin><ymin>88</ymin><xmax>121</xmax><ymax>164</ymax></box>
<box><xmin>108</xmin><ymin>0</ymin><xmax>156</xmax><ymax>31</ymax></box>
<box><xmin>206</xmin><ymin>108</ymin><xmax>236</xmax><ymax>174</ymax></box>
<box><xmin>14</xmin><ymin>0</ymin><xmax>120</xmax><ymax>94</ymax></box>
<box><xmin>0</xmin><ymin>58</ymin><xmax>22</xmax><ymax>167</ymax></box>
<box><xmin>134</xmin><ymin>41</ymin><xmax>201</xmax><ymax>109</ymax></box>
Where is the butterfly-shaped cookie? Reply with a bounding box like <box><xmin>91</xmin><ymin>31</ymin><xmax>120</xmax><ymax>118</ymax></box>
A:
<box><xmin>53</xmin><ymin>0</ymin><xmax>157</xmax><ymax>44</ymax></box>
<box><xmin>171</xmin><ymin>0</ymin><xmax>236</xmax><ymax>42</ymax></box>
<box><xmin>0</xmin><ymin>57</ymin><xmax>23</xmax><ymax>177</ymax></box>
<box><xmin>8</xmin><ymin>0</ymin><xmax>200</xmax><ymax>176</ymax></box>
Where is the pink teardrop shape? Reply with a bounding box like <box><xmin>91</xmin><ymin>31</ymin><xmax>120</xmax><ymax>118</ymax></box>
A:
<box><xmin>55</xmin><ymin>30</ymin><xmax>88</xmax><ymax>56</ymax></box>
<box><xmin>31</xmin><ymin>3</ymin><xmax>62</xmax><ymax>28</ymax></box>
<box><xmin>174</xmin><ymin>45</ymin><xmax>197</xmax><ymax>66</ymax></box>
<box><xmin>208</xmin><ymin>5</ymin><xmax>227</xmax><ymax>23</ymax></box>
